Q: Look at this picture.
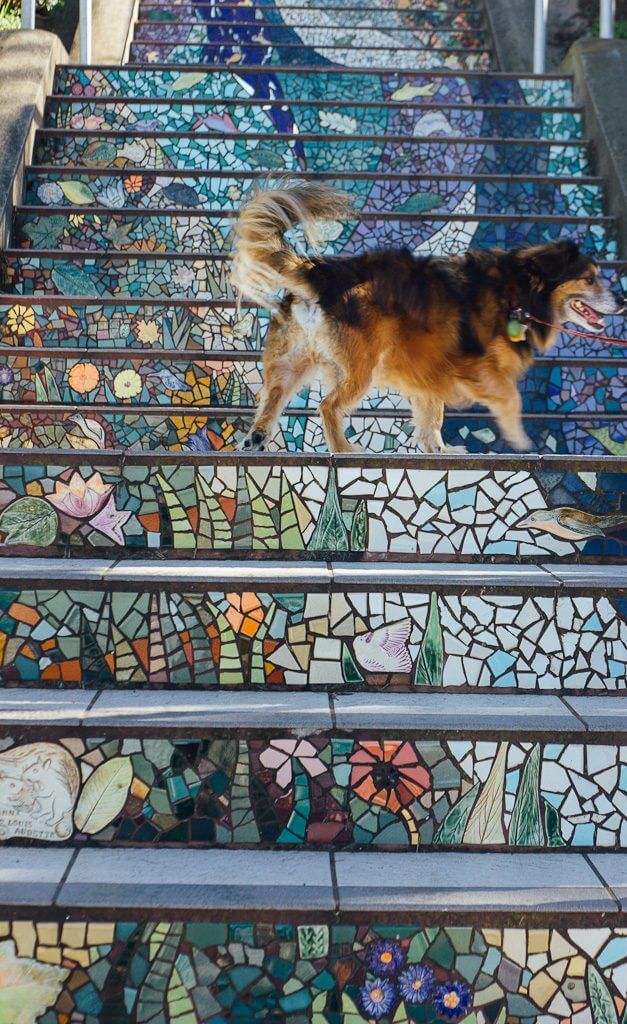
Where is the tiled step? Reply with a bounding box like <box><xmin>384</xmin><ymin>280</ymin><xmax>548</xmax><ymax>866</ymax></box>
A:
<box><xmin>137</xmin><ymin>4</ymin><xmax>486</xmax><ymax>31</ymax></box>
<box><xmin>2</xmin><ymin>298</ymin><xmax>624</xmax><ymax>359</ymax></box>
<box><xmin>127</xmin><ymin>41</ymin><xmax>492</xmax><ymax>71</ymax></box>
<box><xmin>24</xmin><ymin>169</ymin><xmax>606</xmax><ymax>218</ymax></box>
<box><xmin>33</xmin><ymin>129</ymin><xmax>594</xmax><ymax>179</ymax></box>
<box><xmin>0</xmin><ymin>849</ymin><xmax>624</xmax><ymax>1015</ymax></box>
<box><xmin>53</xmin><ymin>65</ymin><xmax>575</xmax><ymax>107</ymax></box>
<box><xmin>0</xmin><ymin>451</ymin><xmax>624</xmax><ymax>559</ymax></box>
<box><xmin>11</xmin><ymin>208</ymin><xmax>618</xmax><ymax>259</ymax></box>
<box><xmin>0</xmin><ymin>688</ymin><xmax>625</xmax><ymax>847</ymax></box>
<box><xmin>133</xmin><ymin>20</ymin><xmax>488</xmax><ymax>49</ymax></box>
<box><xmin>4</xmin><ymin>253</ymin><xmax>624</xmax><ymax>302</ymax></box>
<box><xmin>1</xmin><ymin>559</ymin><xmax>624</xmax><ymax>692</ymax></box>
<box><xmin>44</xmin><ymin>96</ymin><xmax>583</xmax><ymax>140</ymax></box>
<box><xmin>32</xmin><ymin>129</ymin><xmax>591</xmax><ymax>176</ymax></box>
<box><xmin>0</xmin><ymin>348</ymin><xmax>623</xmax><ymax>418</ymax></box>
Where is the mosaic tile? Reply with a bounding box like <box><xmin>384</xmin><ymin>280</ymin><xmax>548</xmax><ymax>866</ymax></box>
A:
<box><xmin>1</xmin><ymin>301</ymin><xmax>624</xmax><ymax>358</ymax></box>
<box><xmin>0</xmin><ymin>458</ymin><xmax>624</xmax><ymax>558</ymax></box>
<box><xmin>0</xmin><ymin>352</ymin><xmax>622</xmax><ymax>417</ymax></box>
<box><xmin>33</xmin><ymin>131</ymin><xmax>592</xmax><ymax>177</ymax></box>
<box><xmin>44</xmin><ymin>99</ymin><xmax>584</xmax><ymax>141</ymax></box>
<box><xmin>53</xmin><ymin>65</ymin><xmax>575</xmax><ymax>107</ymax></box>
<box><xmin>0</xmin><ymin>583</ymin><xmax>623</xmax><ymax>691</ymax></box>
<box><xmin>24</xmin><ymin>170</ymin><xmax>605</xmax><ymax>218</ymax></box>
<box><xmin>13</xmin><ymin>210</ymin><xmax>617</xmax><ymax>259</ymax></box>
<box><xmin>0</xmin><ymin>919</ymin><xmax>623</xmax><ymax>1024</ymax></box>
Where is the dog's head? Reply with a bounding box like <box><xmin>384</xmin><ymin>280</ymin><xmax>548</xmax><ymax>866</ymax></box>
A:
<box><xmin>516</xmin><ymin>240</ymin><xmax>623</xmax><ymax>338</ymax></box>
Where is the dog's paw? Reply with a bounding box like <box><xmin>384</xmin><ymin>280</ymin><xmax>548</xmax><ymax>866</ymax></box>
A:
<box><xmin>439</xmin><ymin>443</ymin><xmax>468</xmax><ymax>455</ymax></box>
<box><xmin>240</xmin><ymin>429</ymin><xmax>267</xmax><ymax>452</ymax></box>
<box><xmin>508</xmin><ymin>431</ymin><xmax>533</xmax><ymax>452</ymax></box>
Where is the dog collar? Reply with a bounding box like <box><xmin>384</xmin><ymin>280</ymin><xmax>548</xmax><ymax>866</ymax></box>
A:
<box><xmin>507</xmin><ymin>306</ymin><xmax>527</xmax><ymax>343</ymax></box>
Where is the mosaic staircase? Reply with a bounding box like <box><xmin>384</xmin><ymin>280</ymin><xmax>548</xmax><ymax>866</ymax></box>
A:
<box><xmin>0</xmin><ymin>0</ymin><xmax>625</xmax><ymax>1021</ymax></box>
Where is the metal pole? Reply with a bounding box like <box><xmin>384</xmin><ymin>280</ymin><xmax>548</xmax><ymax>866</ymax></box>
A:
<box><xmin>533</xmin><ymin>0</ymin><xmax>549</xmax><ymax>74</ymax></box>
<box><xmin>79</xmin><ymin>0</ymin><xmax>92</xmax><ymax>63</ymax></box>
<box><xmin>21</xmin><ymin>0</ymin><xmax>36</xmax><ymax>29</ymax></box>
<box><xmin>599</xmin><ymin>0</ymin><xmax>615</xmax><ymax>38</ymax></box>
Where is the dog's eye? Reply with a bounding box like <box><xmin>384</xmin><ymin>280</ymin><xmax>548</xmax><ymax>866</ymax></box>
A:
<box><xmin>585</xmin><ymin>274</ymin><xmax>595</xmax><ymax>285</ymax></box>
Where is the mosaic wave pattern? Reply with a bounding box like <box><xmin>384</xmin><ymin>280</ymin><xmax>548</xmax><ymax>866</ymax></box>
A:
<box><xmin>0</xmin><ymin>352</ymin><xmax>623</xmax><ymax>417</ymax></box>
<box><xmin>1</xmin><ymin>582</ymin><xmax>624</xmax><ymax>690</ymax></box>
<box><xmin>0</xmin><ymin>733</ymin><xmax>624</xmax><ymax>847</ymax></box>
<box><xmin>0</xmin><ymin>920</ymin><xmax>623</xmax><ymax>1024</ymax></box>
<box><xmin>0</xmin><ymin>458</ymin><xmax>624</xmax><ymax>559</ymax></box>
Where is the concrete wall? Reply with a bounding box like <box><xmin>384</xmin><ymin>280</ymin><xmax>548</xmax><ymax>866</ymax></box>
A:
<box><xmin>562</xmin><ymin>38</ymin><xmax>627</xmax><ymax>256</ymax></box>
<box><xmin>0</xmin><ymin>30</ymin><xmax>68</xmax><ymax>249</ymax></box>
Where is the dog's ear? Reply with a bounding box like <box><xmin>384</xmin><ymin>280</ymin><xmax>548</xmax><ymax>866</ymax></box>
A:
<box><xmin>516</xmin><ymin>240</ymin><xmax>584</xmax><ymax>288</ymax></box>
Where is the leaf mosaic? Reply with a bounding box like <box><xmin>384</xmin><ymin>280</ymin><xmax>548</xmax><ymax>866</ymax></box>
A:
<box><xmin>0</xmin><ymin>919</ymin><xmax>624</xmax><ymax>1024</ymax></box>
<box><xmin>0</xmin><ymin>460</ymin><xmax>624</xmax><ymax>559</ymax></box>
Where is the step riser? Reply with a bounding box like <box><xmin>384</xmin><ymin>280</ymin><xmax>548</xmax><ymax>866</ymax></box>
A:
<box><xmin>137</xmin><ymin>7</ymin><xmax>486</xmax><ymax>30</ymax></box>
<box><xmin>2</xmin><ymin>301</ymin><xmax>623</xmax><ymax>360</ymax></box>
<box><xmin>0</xmin><ymin>730</ymin><xmax>623</xmax><ymax>848</ymax></box>
<box><xmin>44</xmin><ymin>100</ymin><xmax>584</xmax><ymax>141</ymax></box>
<box><xmin>0</xmin><ymin>917</ymin><xmax>622</xmax><ymax>1022</ymax></box>
<box><xmin>0</xmin><ymin>354</ymin><xmax>622</xmax><ymax>417</ymax></box>
<box><xmin>128</xmin><ymin>42</ymin><xmax>492</xmax><ymax>69</ymax></box>
<box><xmin>0</xmin><ymin>409</ymin><xmax>622</xmax><ymax>455</ymax></box>
<box><xmin>32</xmin><ymin>133</ymin><xmax>590</xmax><ymax>177</ymax></box>
<box><xmin>53</xmin><ymin>67</ymin><xmax>575</xmax><ymax>107</ymax></box>
<box><xmin>23</xmin><ymin>172</ymin><xmax>605</xmax><ymax>217</ymax></box>
<box><xmin>12</xmin><ymin>211</ymin><xmax>617</xmax><ymax>260</ymax></box>
<box><xmin>6</xmin><ymin>253</ymin><xmax>624</xmax><ymax>302</ymax></box>
<box><xmin>1</xmin><ymin>583</ymin><xmax>623</xmax><ymax>692</ymax></box>
<box><xmin>0</xmin><ymin>457</ymin><xmax>624</xmax><ymax>559</ymax></box>
<box><xmin>133</xmin><ymin>21</ymin><xmax>487</xmax><ymax>48</ymax></box>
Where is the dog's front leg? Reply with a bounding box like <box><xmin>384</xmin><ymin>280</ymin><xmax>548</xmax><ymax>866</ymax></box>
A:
<box><xmin>485</xmin><ymin>383</ymin><xmax>532</xmax><ymax>452</ymax></box>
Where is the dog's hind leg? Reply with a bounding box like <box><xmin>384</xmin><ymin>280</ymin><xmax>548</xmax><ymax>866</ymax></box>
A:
<box><xmin>241</xmin><ymin>312</ymin><xmax>312</xmax><ymax>451</ymax></box>
<box><xmin>319</xmin><ymin>367</ymin><xmax>371</xmax><ymax>454</ymax></box>
<box><xmin>410</xmin><ymin>394</ymin><xmax>466</xmax><ymax>454</ymax></box>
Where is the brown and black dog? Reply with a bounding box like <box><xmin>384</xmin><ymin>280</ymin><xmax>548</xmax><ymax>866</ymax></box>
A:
<box><xmin>230</xmin><ymin>181</ymin><xmax>622</xmax><ymax>453</ymax></box>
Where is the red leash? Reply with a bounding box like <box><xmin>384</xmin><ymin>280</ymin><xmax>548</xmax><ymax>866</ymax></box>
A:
<box><xmin>523</xmin><ymin>312</ymin><xmax>627</xmax><ymax>348</ymax></box>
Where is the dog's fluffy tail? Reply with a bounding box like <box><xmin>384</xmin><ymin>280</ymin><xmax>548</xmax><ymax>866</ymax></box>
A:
<box><xmin>230</xmin><ymin>180</ymin><xmax>353</xmax><ymax>306</ymax></box>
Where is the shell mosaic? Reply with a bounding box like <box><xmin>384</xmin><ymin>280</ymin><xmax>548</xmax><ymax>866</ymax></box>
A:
<box><xmin>0</xmin><ymin>585</ymin><xmax>624</xmax><ymax>691</ymax></box>
<box><xmin>0</xmin><ymin>919</ymin><xmax>624</xmax><ymax>1024</ymax></box>
<box><xmin>0</xmin><ymin>459</ymin><xmax>625</xmax><ymax>559</ymax></box>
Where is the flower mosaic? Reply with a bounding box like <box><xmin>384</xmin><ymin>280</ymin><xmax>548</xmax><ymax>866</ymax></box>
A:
<box><xmin>0</xmin><ymin>735</ymin><xmax>624</xmax><ymax>847</ymax></box>
<box><xmin>0</xmin><ymin>459</ymin><xmax>624</xmax><ymax>558</ymax></box>
<box><xmin>0</xmin><ymin>919</ymin><xmax>623</xmax><ymax>1024</ymax></box>
<box><xmin>0</xmin><ymin>353</ymin><xmax>622</xmax><ymax>421</ymax></box>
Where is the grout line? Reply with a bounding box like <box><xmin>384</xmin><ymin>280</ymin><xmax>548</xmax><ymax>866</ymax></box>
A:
<box><xmin>560</xmin><ymin>695</ymin><xmax>589</xmax><ymax>733</ymax></box>
<box><xmin>329</xmin><ymin>851</ymin><xmax>340</xmax><ymax>916</ymax></box>
<box><xmin>51</xmin><ymin>848</ymin><xmax>78</xmax><ymax>907</ymax></box>
<box><xmin>583</xmin><ymin>852</ymin><xmax>621</xmax><ymax>912</ymax></box>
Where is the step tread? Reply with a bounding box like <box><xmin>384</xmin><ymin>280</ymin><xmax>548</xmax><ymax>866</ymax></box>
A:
<box><xmin>0</xmin><ymin>847</ymin><xmax>621</xmax><ymax>915</ymax></box>
<box><xmin>5</xmin><ymin>557</ymin><xmax>627</xmax><ymax>591</ymax></box>
<box><xmin>1</xmin><ymin>687</ymin><xmax>624</xmax><ymax>734</ymax></box>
